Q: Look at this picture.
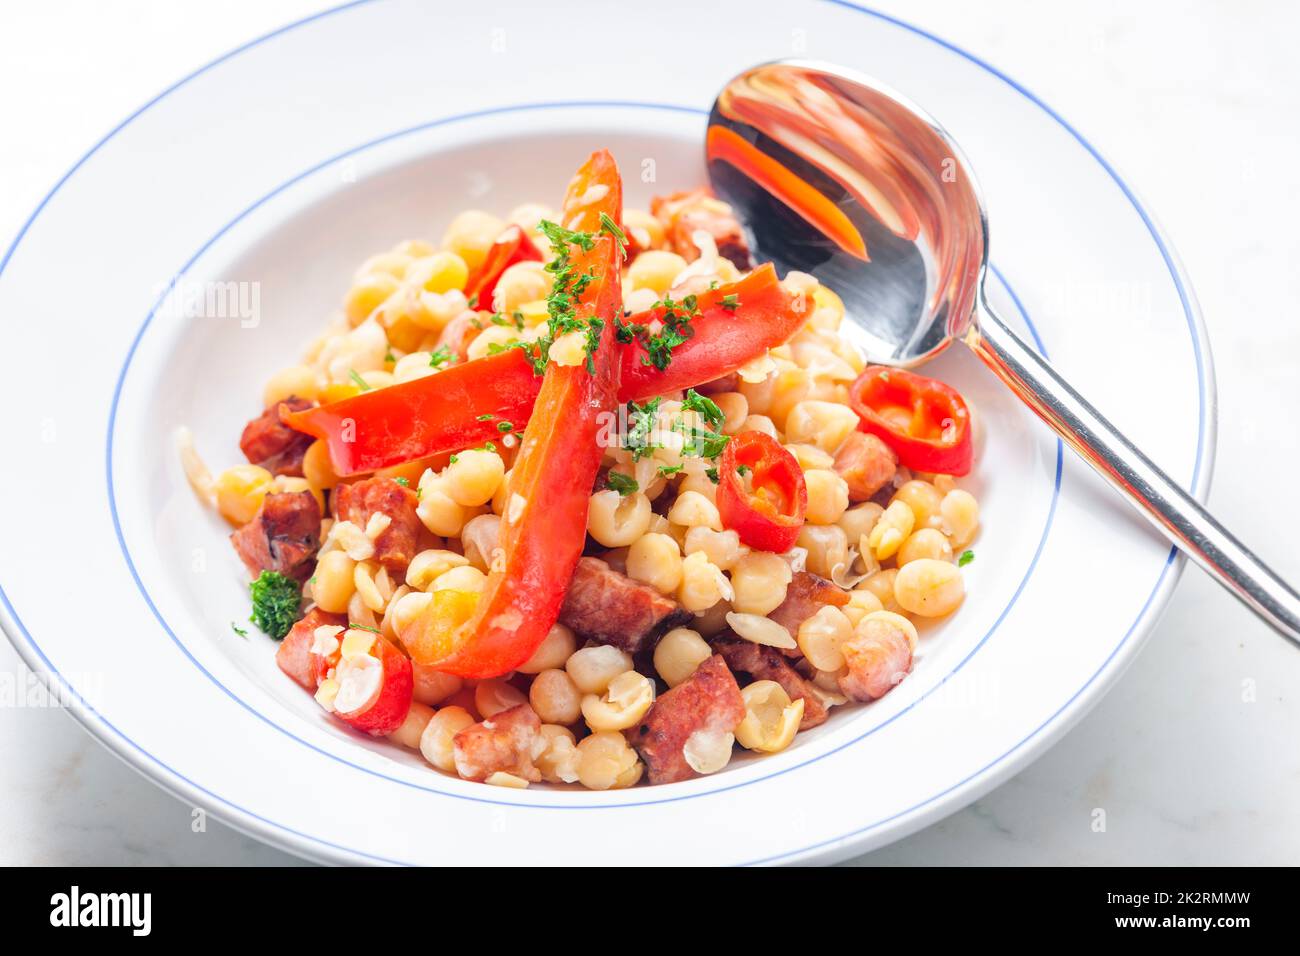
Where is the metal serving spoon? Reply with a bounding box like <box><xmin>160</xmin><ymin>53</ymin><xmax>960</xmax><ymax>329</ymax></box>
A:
<box><xmin>707</xmin><ymin>60</ymin><xmax>1300</xmax><ymax>646</ymax></box>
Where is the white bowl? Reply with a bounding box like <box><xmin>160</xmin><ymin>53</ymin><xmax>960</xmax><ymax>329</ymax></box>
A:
<box><xmin>0</xmin><ymin>0</ymin><xmax>1212</xmax><ymax>865</ymax></box>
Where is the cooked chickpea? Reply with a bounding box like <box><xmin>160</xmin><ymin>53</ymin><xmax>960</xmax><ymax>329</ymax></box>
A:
<box><xmin>867</xmin><ymin>500</ymin><xmax>915</xmax><ymax>560</ymax></box>
<box><xmin>838</xmin><ymin>502</ymin><xmax>884</xmax><ymax>544</ymax></box>
<box><xmin>730</xmin><ymin>552</ymin><xmax>794</xmax><ymax>615</ymax></box>
<box><xmin>581</xmin><ymin>670</ymin><xmax>656</xmax><ymax>732</ymax></box>
<box><xmin>894</xmin><ymin>558</ymin><xmax>965</xmax><ymax>617</ymax></box>
<box><xmin>416</xmin><ymin>474</ymin><xmax>467</xmax><ymax>537</ymax></box>
<box><xmin>411</xmin><ymin>662</ymin><xmax>461</xmax><ymax>707</ymax></box>
<box><xmin>626</xmin><ymin>250</ymin><xmax>688</xmax><ymax>297</ymax></box>
<box><xmin>441</xmin><ymin>449</ymin><xmax>504</xmax><ymax>507</ymax></box>
<box><xmin>666</xmin><ymin>490</ymin><xmax>723</xmax><ymax>532</ymax></box>
<box><xmin>353</xmin><ymin>560</ymin><xmax>391</xmax><ymax>613</ymax></box>
<box><xmin>803</xmin><ymin>469</ymin><xmax>850</xmax><ymax>525</ymax></box>
<box><xmin>797</xmin><ymin>605</ymin><xmax>854</xmax><ymax>671</ymax></box>
<box><xmin>466</xmin><ymin>325</ymin><xmax>522</xmax><ymax>361</ymax></box>
<box><xmin>796</xmin><ymin>523</ymin><xmax>850</xmax><ymax>580</ymax></box>
<box><xmin>408</xmin><ymin>251</ymin><xmax>469</xmax><ymax>296</ymax></box>
<box><xmin>897</xmin><ymin>527</ymin><xmax>954</xmax><ymax>566</ymax></box>
<box><xmin>841</xmin><ymin>587</ymin><xmax>885</xmax><ymax>627</ymax></box>
<box><xmin>441</xmin><ymin>210</ymin><xmax>504</xmax><ymax>272</ymax></box>
<box><xmin>388</xmin><ymin>702</ymin><xmax>434</xmax><ymax>750</ymax></box>
<box><xmin>529</xmin><ymin>669</ymin><xmax>582</xmax><ymax>725</ymax></box>
<box><xmin>393</xmin><ymin>351</ymin><xmax>437</xmax><ymax>384</ymax></box>
<box><xmin>786</xmin><ymin>442</ymin><xmax>835</xmax><ymax>471</ymax></box>
<box><xmin>516</xmin><ymin>623</ymin><xmax>577</xmax><ymax>674</ymax></box>
<box><xmin>734</xmin><ymin>681</ymin><xmax>804</xmax><ymax>753</ymax></box>
<box><xmin>893</xmin><ymin>479</ymin><xmax>944</xmax><ymax>529</ymax></box>
<box><xmin>313</xmin><ymin>550</ymin><xmax>357</xmax><ymax>613</ymax></box>
<box><xmin>859</xmin><ymin>568</ymin><xmax>901</xmax><ymax>613</ymax></box>
<box><xmin>626</xmin><ymin>533</ymin><xmax>683</xmax><ymax>595</ymax></box>
<box><xmin>653</xmin><ymin>627</ymin><xmax>711</xmax><ymax>688</ymax></box>
<box><xmin>390</xmin><ymin>590</ymin><xmax>433</xmax><ymax>635</ymax></box>
<box><xmin>419</xmin><ymin>705</ymin><xmax>475</xmax><ymax>772</ymax></box>
<box><xmin>302</xmin><ymin>439</ymin><xmax>340</xmax><ymax>490</ymax></box>
<box><xmin>941</xmin><ymin>488</ymin><xmax>980</xmax><ymax>546</ymax></box>
<box><xmin>682</xmin><ymin>526</ymin><xmax>745</xmax><ymax>571</ymax></box>
<box><xmin>576</xmin><ymin>731</ymin><xmax>643</xmax><ymax>790</ymax></box>
<box><xmin>678</xmin><ymin>550</ymin><xmax>732</xmax><ymax>613</ymax></box>
<box><xmin>214</xmin><ymin>464</ymin><xmax>273</xmax><ymax>526</ymax></box>
<box><xmin>739</xmin><ymin>413</ymin><xmax>780</xmax><ymax>440</ymax></box>
<box><xmin>713</xmin><ymin>392</ymin><xmax>749</xmax><ymax>434</ymax></box>
<box><xmin>784</xmin><ymin>400</ymin><xmax>860</xmax><ymax>453</ymax></box>
<box><xmin>534</xmin><ymin>724</ymin><xmax>581</xmax><ymax>783</ymax></box>
<box><xmin>587</xmin><ymin>489</ymin><xmax>652</xmax><ymax>547</ymax></box>
<box><xmin>565</xmin><ymin>645</ymin><xmax>634</xmax><ymax>695</ymax></box>
<box><xmin>432</xmin><ymin>564</ymin><xmax>487</xmax><ymax>593</ymax></box>
<box><xmin>691</xmin><ymin>599</ymin><xmax>733</xmax><ymax>638</ymax></box>
<box><xmin>460</xmin><ymin>513</ymin><xmax>503</xmax><ymax>572</ymax></box>
<box><xmin>623</xmin><ymin>208</ymin><xmax>665</xmax><ymax>249</ymax></box>
<box><xmin>492</xmin><ymin>260</ymin><xmax>550</xmax><ymax>313</ymax></box>
<box><xmin>263</xmin><ymin>365</ymin><xmax>319</xmax><ymax>407</ymax></box>
<box><xmin>406</xmin><ymin>549</ymin><xmax>469</xmax><ymax>591</ymax></box>
<box><xmin>474</xmin><ymin>678</ymin><xmax>527</xmax><ymax>718</ymax></box>
<box><xmin>344</xmin><ymin>272</ymin><xmax>399</xmax><ymax>325</ymax></box>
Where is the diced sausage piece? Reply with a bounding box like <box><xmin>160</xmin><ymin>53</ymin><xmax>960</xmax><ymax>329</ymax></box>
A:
<box><xmin>275</xmin><ymin>607</ymin><xmax>347</xmax><ymax>691</ymax></box>
<box><xmin>713</xmin><ymin>636</ymin><xmax>828</xmax><ymax>730</ymax></box>
<box><xmin>629</xmin><ymin>655</ymin><xmax>745</xmax><ymax>785</ymax></box>
<box><xmin>839</xmin><ymin>629</ymin><xmax>912</xmax><ymax>702</ymax></box>
<box><xmin>230</xmin><ymin>491</ymin><xmax>321</xmax><ymax>582</ymax></box>
<box><xmin>452</xmin><ymin>704</ymin><xmax>542</xmax><ymax>783</ymax></box>
<box><xmin>768</xmin><ymin>572</ymin><xmax>850</xmax><ymax>641</ymax></box>
<box><xmin>651</xmin><ymin>188</ymin><xmax>753</xmax><ymax>271</ymax></box>
<box><xmin>833</xmin><ymin>431</ymin><xmax>898</xmax><ymax>503</ymax></box>
<box><xmin>332</xmin><ymin>477</ymin><xmax>421</xmax><ymax>574</ymax></box>
<box><xmin>559</xmin><ymin>557</ymin><xmax>692</xmax><ymax>654</ymax></box>
<box><xmin>240</xmin><ymin>396</ymin><xmax>315</xmax><ymax>476</ymax></box>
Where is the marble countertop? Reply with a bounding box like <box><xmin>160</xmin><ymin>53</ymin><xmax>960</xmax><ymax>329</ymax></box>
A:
<box><xmin>2</xmin><ymin>0</ymin><xmax>1296</xmax><ymax>866</ymax></box>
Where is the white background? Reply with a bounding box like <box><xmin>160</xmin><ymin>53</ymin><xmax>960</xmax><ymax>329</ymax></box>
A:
<box><xmin>1</xmin><ymin>0</ymin><xmax>1296</xmax><ymax>865</ymax></box>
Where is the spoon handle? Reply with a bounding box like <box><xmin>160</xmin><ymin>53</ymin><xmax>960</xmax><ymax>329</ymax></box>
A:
<box><xmin>968</xmin><ymin>298</ymin><xmax>1300</xmax><ymax>646</ymax></box>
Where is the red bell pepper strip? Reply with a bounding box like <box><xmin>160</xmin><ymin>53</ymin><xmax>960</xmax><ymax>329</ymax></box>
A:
<box><xmin>848</xmin><ymin>365</ymin><xmax>973</xmax><ymax>475</ymax></box>
<box><xmin>332</xmin><ymin>634</ymin><xmax>413</xmax><ymax>736</ymax></box>
<box><xmin>463</xmin><ymin>224</ymin><xmax>544</xmax><ymax>310</ymax></box>
<box><xmin>618</xmin><ymin>263</ymin><xmax>796</xmax><ymax>402</ymax></box>
<box><xmin>399</xmin><ymin>150</ymin><xmax>625</xmax><ymax>678</ymax></box>
<box><xmin>282</xmin><ymin>265</ymin><xmax>798</xmax><ymax>475</ymax></box>
<box><xmin>716</xmin><ymin>430</ymin><xmax>808</xmax><ymax>553</ymax></box>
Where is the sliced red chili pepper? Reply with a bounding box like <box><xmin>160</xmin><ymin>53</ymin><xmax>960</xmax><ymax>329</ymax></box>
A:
<box><xmin>398</xmin><ymin>150</ymin><xmax>624</xmax><ymax>678</ymax></box>
<box><xmin>463</xmin><ymin>223</ymin><xmax>543</xmax><ymax>310</ymax></box>
<box><xmin>333</xmin><ymin>635</ymin><xmax>413</xmax><ymax>736</ymax></box>
<box><xmin>282</xmin><ymin>265</ymin><xmax>799</xmax><ymax>475</ymax></box>
<box><xmin>716</xmin><ymin>431</ymin><xmax>808</xmax><ymax>553</ymax></box>
<box><xmin>847</xmin><ymin>366</ymin><xmax>973</xmax><ymax>475</ymax></box>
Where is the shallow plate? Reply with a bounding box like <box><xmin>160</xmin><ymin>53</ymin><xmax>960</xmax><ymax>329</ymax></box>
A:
<box><xmin>0</xmin><ymin>0</ymin><xmax>1213</xmax><ymax>866</ymax></box>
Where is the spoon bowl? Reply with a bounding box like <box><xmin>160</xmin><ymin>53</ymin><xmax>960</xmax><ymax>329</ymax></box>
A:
<box><xmin>708</xmin><ymin>59</ymin><xmax>1300</xmax><ymax>646</ymax></box>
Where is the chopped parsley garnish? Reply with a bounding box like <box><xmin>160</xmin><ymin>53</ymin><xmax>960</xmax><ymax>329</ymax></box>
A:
<box><xmin>476</xmin><ymin>413</ymin><xmax>496</xmax><ymax>421</ymax></box>
<box><xmin>600</xmin><ymin>212</ymin><xmax>628</xmax><ymax>256</ymax></box>
<box><xmin>230</xmin><ymin>622</ymin><xmax>248</xmax><ymax>638</ymax></box>
<box><xmin>477</xmin><ymin>441</ymin><xmax>498</xmax><ymax>454</ymax></box>
<box><xmin>394</xmin><ymin>477</ymin><xmax>410</xmax><ymax>487</ymax></box>
<box><xmin>636</xmin><ymin>294</ymin><xmax>699</xmax><ymax>371</ymax></box>
<box><xmin>449</xmin><ymin>454</ymin><xmax>459</xmax><ymax>464</ymax></box>
<box><xmin>657</xmin><ymin>464</ymin><xmax>684</xmax><ymax>478</ymax></box>
<box><xmin>736</xmin><ymin>464</ymin><xmax>752</xmax><ymax>477</ymax></box>
<box><xmin>348</xmin><ymin>369</ymin><xmax>371</xmax><ymax>391</ymax></box>
<box><xmin>489</xmin><ymin>311</ymin><xmax>525</xmax><ymax>331</ymax></box>
<box><xmin>504</xmin><ymin>220</ymin><xmax>606</xmax><ymax>375</ymax></box>
<box><xmin>605</xmin><ymin>471</ymin><xmax>639</xmax><ymax>496</ymax></box>
<box><xmin>958</xmin><ymin>549</ymin><xmax>975</xmax><ymax>567</ymax></box>
<box><xmin>681</xmin><ymin>388</ymin><xmax>724</xmax><ymax>430</ymax></box>
<box><xmin>384</xmin><ymin>347</ymin><xmax>396</xmax><ymax>363</ymax></box>
<box><xmin>467</xmin><ymin>294</ymin><xmax>479</xmax><ymax>309</ymax></box>
<box><xmin>677</xmin><ymin>419</ymin><xmax>730</xmax><ymax>460</ymax></box>
<box><xmin>348</xmin><ymin>623</ymin><xmax>382</xmax><ymax>634</ymax></box>
<box><xmin>496</xmin><ymin>421</ymin><xmax>514</xmax><ymax>433</ymax></box>
<box><xmin>705</xmin><ymin>467</ymin><xmax>720</xmax><ymax>484</ymax></box>
<box><xmin>720</xmin><ymin>293</ymin><xmax>740</xmax><ymax>312</ymax></box>
<box><xmin>248</xmin><ymin>571</ymin><xmax>301</xmax><ymax>640</ymax></box>
<box><xmin>623</xmin><ymin>397</ymin><xmax>662</xmax><ymax>461</ymax></box>
<box><xmin>428</xmin><ymin>345</ymin><xmax>454</xmax><ymax>368</ymax></box>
